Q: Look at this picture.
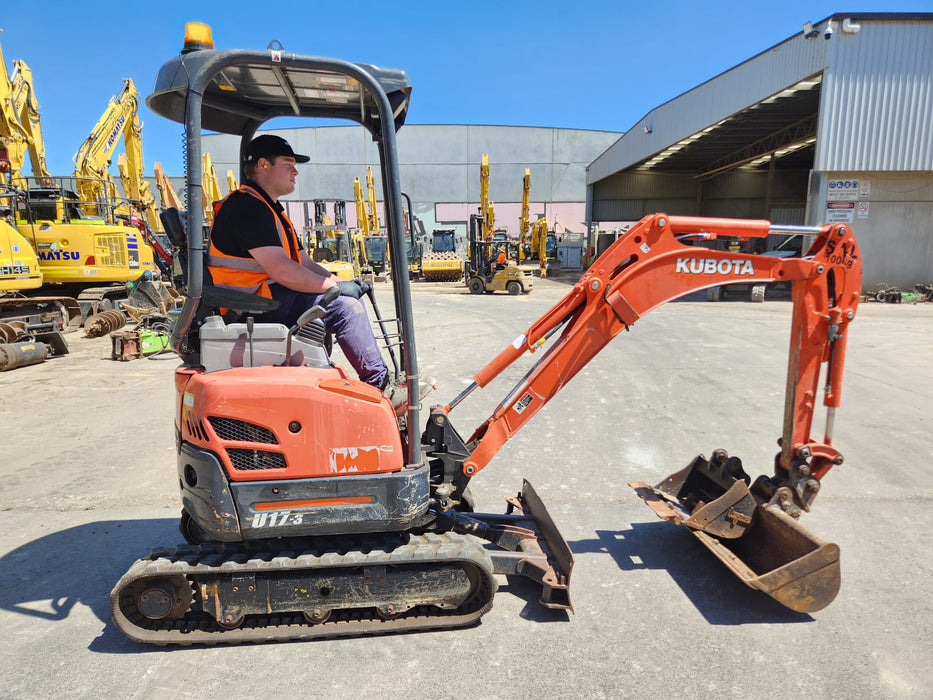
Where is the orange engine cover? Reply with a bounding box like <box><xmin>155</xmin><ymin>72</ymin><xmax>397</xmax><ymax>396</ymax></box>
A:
<box><xmin>176</xmin><ymin>365</ymin><xmax>404</xmax><ymax>481</ymax></box>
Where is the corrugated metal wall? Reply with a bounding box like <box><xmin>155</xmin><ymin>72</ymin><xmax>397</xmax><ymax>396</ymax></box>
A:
<box><xmin>203</xmin><ymin>124</ymin><xmax>619</xmax><ymax>207</ymax></box>
<box><xmin>817</xmin><ymin>20</ymin><xmax>933</xmax><ymax>171</ymax></box>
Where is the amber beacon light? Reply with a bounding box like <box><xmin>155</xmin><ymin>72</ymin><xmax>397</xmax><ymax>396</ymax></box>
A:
<box><xmin>182</xmin><ymin>22</ymin><xmax>214</xmax><ymax>53</ymax></box>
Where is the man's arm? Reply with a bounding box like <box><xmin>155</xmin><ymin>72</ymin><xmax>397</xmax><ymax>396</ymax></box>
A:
<box><xmin>298</xmin><ymin>247</ymin><xmax>336</xmax><ymax>277</ymax></box>
<box><xmin>250</xmin><ymin>246</ymin><xmax>338</xmax><ymax>294</ymax></box>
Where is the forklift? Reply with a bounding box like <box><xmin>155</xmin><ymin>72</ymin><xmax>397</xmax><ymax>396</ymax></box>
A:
<box><xmin>465</xmin><ymin>214</ymin><xmax>534</xmax><ymax>295</ymax></box>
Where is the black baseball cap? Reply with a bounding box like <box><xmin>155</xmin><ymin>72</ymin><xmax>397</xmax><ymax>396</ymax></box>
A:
<box><xmin>243</xmin><ymin>135</ymin><xmax>310</xmax><ymax>164</ymax></box>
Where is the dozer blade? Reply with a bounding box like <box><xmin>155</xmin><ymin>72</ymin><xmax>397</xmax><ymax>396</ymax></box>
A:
<box><xmin>630</xmin><ymin>460</ymin><xmax>840</xmax><ymax>613</ymax></box>
<box><xmin>470</xmin><ymin>480</ymin><xmax>574</xmax><ymax>612</ymax></box>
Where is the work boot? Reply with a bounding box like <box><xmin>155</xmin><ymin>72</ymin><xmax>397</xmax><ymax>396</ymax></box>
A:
<box><xmin>384</xmin><ymin>376</ymin><xmax>437</xmax><ymax>413</ymax></box>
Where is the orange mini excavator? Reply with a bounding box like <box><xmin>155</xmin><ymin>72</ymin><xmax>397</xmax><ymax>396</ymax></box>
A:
<box><xmin>111</xmin><ymin>24</ymin><xmax>861</xmax><ymax>645</ymax></box>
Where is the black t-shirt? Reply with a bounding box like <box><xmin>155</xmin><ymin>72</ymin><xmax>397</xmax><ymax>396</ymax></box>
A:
<box><xmin>209</xmin><ymin>181</ymin><xmax>300</xmax><ymax>259</ymax></box>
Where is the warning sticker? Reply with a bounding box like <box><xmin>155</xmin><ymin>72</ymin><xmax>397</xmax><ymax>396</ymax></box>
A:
<box><xmin>513</xmin><ymin>393</ymin><xmax>534</xmax><ymax>414</ymax></box>
<box><xmin>826</xmin><ymin>201</ymin><xmax>855</xmax><ymax>223</ymax></box>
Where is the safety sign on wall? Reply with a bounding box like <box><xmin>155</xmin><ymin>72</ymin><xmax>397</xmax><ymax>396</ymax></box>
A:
<box><xmin>857</xmin><ymin>201</ymin><xmax>870</xmax><ymax>219</ymax></box>
<box><xmin>827</xmin><ymin>179</ymin><xmax>860</xmax><ymax>201</ymax></box>
<box><xmin>826</xmin><ymin>201</ymin><xmax>855</xmax><ymax>223</ymax></box>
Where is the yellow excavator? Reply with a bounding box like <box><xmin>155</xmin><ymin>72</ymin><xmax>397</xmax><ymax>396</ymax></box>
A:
<box><xmin>0</xmin><ymin>41</ymin><xmax>44</xmax><ymax>302</ymax></box>
<box><xmin>0</xmin><ymin>41</ymin><xmax>79</xmax><ymax>332</ymax></box>
<box><xmin>517</xmin><ymin>168</ymin><xmax>548</xmax><ymax>278</ymax></box>
<box><xmin>362</xmin><ymin>166</ymin><xmax>388</xmax><ymax>278</ymax></box>
<box><xmin>352</xmin><ymin>169</ymin><xmax>390</xmax><ymax>280</ymax></box>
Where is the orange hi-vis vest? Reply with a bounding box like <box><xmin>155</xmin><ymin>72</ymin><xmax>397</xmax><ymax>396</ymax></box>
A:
<box><xmin>206</xmin><ymin>185</ymin><xmax>302</xmax><ymax>298</ymax></box>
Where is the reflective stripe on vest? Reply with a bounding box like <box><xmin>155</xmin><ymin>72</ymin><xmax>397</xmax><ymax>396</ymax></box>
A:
<box><xmin>206</xmin><ymin>184</ymin><xmax>302</xmax><ymax>298</ymax></box>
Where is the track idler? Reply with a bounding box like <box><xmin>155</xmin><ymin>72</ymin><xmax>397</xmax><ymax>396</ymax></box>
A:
<box><xmin>630</xmin><ymin>450</ymin><xmax>840</xmax><ymax>613</ymax></box>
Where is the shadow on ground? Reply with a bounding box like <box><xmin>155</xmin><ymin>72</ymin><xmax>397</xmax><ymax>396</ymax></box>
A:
<box><xmin>568</xmin><ymin>521</ymin><xmax>813</xmax><ymax>625</ymax></box>
<box><xmin>0</xmin><ymin>518</ymin><xmax>181</xmax><ymax>653</ymax></box>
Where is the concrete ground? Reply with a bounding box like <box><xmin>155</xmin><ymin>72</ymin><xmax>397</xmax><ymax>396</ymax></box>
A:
<box><xmin>0</xmin><ymin>276</ymin><xmax>930</xmax><ymax>699</ymax></box>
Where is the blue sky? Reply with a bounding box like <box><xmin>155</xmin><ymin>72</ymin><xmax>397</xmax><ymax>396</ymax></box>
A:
<box><xmin>3</xmin><ymin>1</ymin><xmax>931</xmax><ymax>176</ymax></box>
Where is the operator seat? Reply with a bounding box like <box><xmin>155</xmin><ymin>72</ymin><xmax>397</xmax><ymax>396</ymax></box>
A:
<box><xmin>159</xmin><ymin>207</ymin><xmax>280</xmax><ymax>322</ymax></box>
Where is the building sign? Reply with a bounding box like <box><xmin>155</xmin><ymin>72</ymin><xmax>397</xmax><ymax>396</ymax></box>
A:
<box><xmin>857</xmin><ymin>201</ymin><xmax>870</xmax><ymax>219</ymax></box>
<box><xmin>827</xmin><ymin>179</ymin><xmax>860</xmax><ymax>201</ymax></box>
<box><xmin>858</xmin><ymin>180</ymin><xmax>870</xmax><ymax>198</ymax></box>
<box><xmin>826</xmin><ymin>201</ymin><xmax>855</xmax><ymax>223</ymax></box>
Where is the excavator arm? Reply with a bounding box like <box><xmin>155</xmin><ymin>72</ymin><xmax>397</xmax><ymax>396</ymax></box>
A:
<box><xmin>73</xmin><ymin>78</ymin><xmax>150</xmax><ymax>219</ymax></box>
<box><xmin>519</xmin><ymin>169</ymin><xmax>530</xmax><ymax>262</ymax></box>
<box><xmin>154</xmin><ymin>162</ymin><xmax>184</xmax><ymax>211</ymax></box>
<box><xmin>9</xmin><ymin>58</ymin><xmax>52</xmax><ymax>184</ymax></box>
<box><xmin>480</xmin><ymin>154</ymin><xmax>494</xmax><ymax>240</ymax></box>
<box><xmin>459</xmin><ymin>213</ymin><xmax>859</xmax><ymax>485</ymax></box>
<box><xmin>201</xmin><ymin>152</ymin><xmax>224</xmax><ymax>223</ymax></box>
<box><xmin>0</xmin><ymin>41</ymin><xmax>32</xmax><ymax>187</ymax></box>
<box><xmin>424</xmin><ymin>213</ymin><xmax>861</xmax><ymax>611</ymax></box>
<box><xmin>530</xmin><ymin>217</ymin><xmax>548</xmax><ymax>277</ymax></box>
<box><xmin>365</xmin><ymin>166</ymin><xmax>380</xmax><ymax>234</ymax></box>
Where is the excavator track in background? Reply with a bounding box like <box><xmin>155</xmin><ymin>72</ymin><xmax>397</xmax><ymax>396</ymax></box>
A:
<box><xmin>111</xmin><ymin>531</ymin><xmax>498</xmax><ymax>646</ymax></box>
<box><xmin>0</xmin><ymin>294</ymin><xmax>82</xmax><ymax>330</ymax></box>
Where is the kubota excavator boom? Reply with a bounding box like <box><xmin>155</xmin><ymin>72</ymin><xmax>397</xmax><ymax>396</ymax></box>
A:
<box><xmin>426</xmin><ymin>213</ymin><xmax>860</xmax><ymax>611</ymax></box>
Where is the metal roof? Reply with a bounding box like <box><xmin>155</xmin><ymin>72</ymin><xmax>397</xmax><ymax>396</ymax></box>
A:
<box><xmin>147</xmin><ymin>48</ymin><xmax>412</xmax><ymax>137</ymax></box>
<box><xmin>588</xmin><ymin>13</ymin><xmax>933</xmax><ymax>184</ymax></box>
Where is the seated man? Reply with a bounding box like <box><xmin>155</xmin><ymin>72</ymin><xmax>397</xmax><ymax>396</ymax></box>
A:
<box><xmin>207</xmin><ymin>134</ymin><xmax>389</xmax><ymax>391</ymax></box>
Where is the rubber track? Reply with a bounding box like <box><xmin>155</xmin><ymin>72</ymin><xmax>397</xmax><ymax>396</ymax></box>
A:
<box><xmin>110</xmin><ymin>531</ymin><xmax>497</xmax><ymax>646</ymax></box>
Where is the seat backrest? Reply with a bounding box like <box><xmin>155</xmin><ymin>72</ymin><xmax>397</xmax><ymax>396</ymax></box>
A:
<box><xmin>159</xmin><ymin>207</ymin><xmax>188</xmax><ymax>248</ymax></box>
<box><xmin>159</xmin><ymin>207</ymin><xmax>281</xmax><ymax>321</ymax></box>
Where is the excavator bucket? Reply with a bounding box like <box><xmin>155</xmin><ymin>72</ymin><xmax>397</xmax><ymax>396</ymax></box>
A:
<box><xmin>630</xmin><ymin>454</ymin><xmax>840</xmax><ymax>613</ymax></box>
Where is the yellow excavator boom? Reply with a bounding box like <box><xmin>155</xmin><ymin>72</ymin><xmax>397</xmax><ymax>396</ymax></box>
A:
<box><xmin>0</xmin><ymin>40</ymin><xmax>32</xmax><ymax>188</ymax></box>
<box><xmin>480</xmin><ymin>154</ymin><xmax>495</xmax><ymax>240</ymax></box>
<box><xmin>530</xmin><ymin>217</ymin><xmax>548</xmax><ymax>278</ymax></box>
<box><xmin>519</xmin><ymin>169</ymin><xmax>530</xmax><ymax>262</ymax></box>
<box><xmin>9</xmin><ymin>58</ymin><xmax>51</xmax><ymax>184</ymax></box>
<box><xmin>354</xmin><ymin>176</ymin><xmax>369</xmax><ymax>236</ymax></box>
<box><xmin>201</xmin><ymin>152</ymin><xmax>224</xmax><ymax>223</ymax></box>
<box><xmin>365</xmin><ymin>166</ymin><xmax>380</xmax><ymax>234</ymax></box>
<box><xmin>73</xmin><ymin>78</ymin><xmax>154</xmax><ymax>223</ymax></box>
<box><xmin>226</xmin><ymin>169</ymin><xmax>239</xmax><ymax>193</ymax></box>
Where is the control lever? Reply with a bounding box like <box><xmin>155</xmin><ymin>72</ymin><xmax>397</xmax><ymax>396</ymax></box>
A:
<box><xmin>284</xmin><ymin>285</ymin><xmax>340</xmax><ymax>365</ymax></box>
<box><xmin>246</xmin><ymin>317</ymin><xmax>254</xmax><ymax>367</ymax></box>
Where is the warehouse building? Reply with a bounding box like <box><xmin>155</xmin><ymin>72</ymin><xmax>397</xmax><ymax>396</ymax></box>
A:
<box><xmin>203</xmin><ymin>125</ymin><xmax>620</xmax><ymax>245</ymax></box>
<box><xmin>586</xmin><ymin>13</ymin><xmax>933</xmax><ymax>289</ymax></box>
